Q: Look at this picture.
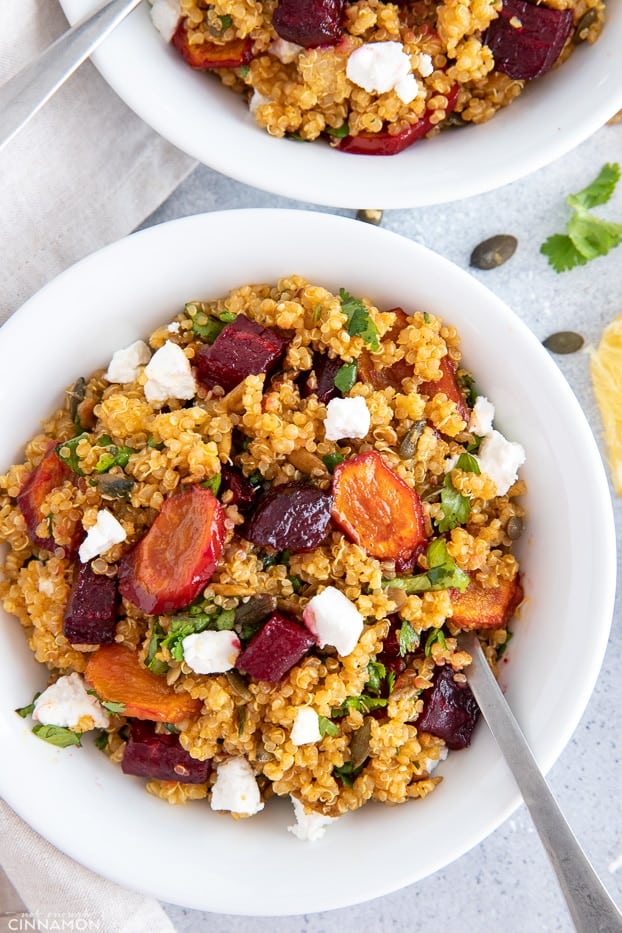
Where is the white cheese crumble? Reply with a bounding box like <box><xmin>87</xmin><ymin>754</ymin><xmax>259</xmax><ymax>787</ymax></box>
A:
<box><xmin>290</xmin><ymin>707</ymin><xmax>322</xmax><ymax>746</ymax></box>
<box><xmin>424</xmin><ymin>746</ymin><xmax>448</xmax><ymax>774</ymax></box>
<box><xmin>38</xmin><ymin>577</ymin><xmax>55</xmax><ymax>596</ymax></box>
<box><xmin>149</xmin><ymin>0</ymin><xmax>182</xmax><ymax>42</ymax></box>
<box><xmin>324</xmin><ymin>396</ymin><xmax>370</xmax><ymax>441</ymax></box>
<box><xmin>78</xmin><ymin>509</ymin><xmax>126</xmax><ymax>563</ymax></box>
<box><xmin>144</xmin><ymin>340</ymin><xmax>196</xmax><ymax>403</ymax></box>
<box><xmin>104</xmin><ymin>340</ymin><xmax>151</xmax><ymax>384</ymax></box>
<box><xmin>288</xmin><ymin>795</ymin><xmax>337</xmax><ymax>842</ymax></box>
<box><xmin>167</xmin><ymin>321</ymin><xmax>181</xmax><ymax>333</ymax></box>
<box><xmin>210</xmin><ymin>757</ymin><xmax>264</xmax><ymax>816</ymax></box>
<box><xmin>182</xmin><ymin>630</ymin><xmax>241</xmax><ymax>674</ymax></box>
<box><xmin>346</xmin><ymin>41</ymin><xmax>420</xmax><ymax>104</ymax></box>
<box><xmin>249</xmin><ymin>90</ymin><xmax>272</xmax><ymax>114</ymax></box>
<box><xmin>417</xmin><ymin>52</ymin><xmax>434</xmax><ymax>78</ymax></box>
<box><xmin>469</xmin><ymin>395</ymin><xmax>495</xmax><ymax>436</ymax></box>
<box><xmin>476</xmin><ymin>430</ymin><xmax>526</xmax><ymax>496</ymax></box>
<box><xmin>303</xmin><ymin>586</ymin><xmax>364</xmax><ymax>657</ymax></box>
<box><xmin>33</xmin><ymin>672</ymin><xmax>110</xmax><ymax>730</ymax></box>
<box><xmin>270</xmin><ymin>38</ymin><xmax>303</xmax><ymax>63</ymax></box>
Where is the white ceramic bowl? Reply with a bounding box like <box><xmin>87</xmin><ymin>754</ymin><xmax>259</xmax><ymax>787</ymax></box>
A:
<box><xmin>59</xmin><ymin>1</ymin><xmax>622</xmax><ymax>209</ymax></box>
<box><xmin>0</xmin><ymin>210</ymin><xmax>616</xmax><ymax>914</ymax></box>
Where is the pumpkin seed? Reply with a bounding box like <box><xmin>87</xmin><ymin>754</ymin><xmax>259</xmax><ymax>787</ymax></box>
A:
<box><xmin>356</xmin><ymin>209</ymin><xmax>384</xmax><ymax>226</ymax></box>
<box><xmin>349</xmin><ymin>716</ymin><xmax>372</xmax><ymax>770</ymax></box>
<box><xmin>506</xmin><ymin>516</ymin><xmax>524</xmax><ymax>540</ymax></box>
<box><xmin>573</xmin><ymin>8</ymin><xmax>597</xmax><ymax>43</ymax></box>
<box><xmin>66</xmin><ymin>377</ymin><xmax>86</xmax><ymax>423</ymax></box>
<box><xmin>234</xmin><ymin>594</ymin><xmax>277</xmax><ymax>627</ymax></box>
<box><xmin>398</xmin><ymin>420</ymin><xmax>426</xmax><ymax>460</ymax></box>
<box><xmin>445</xmin><ymin>112</ymin><xmax>467</xmax><ymax>128</ymax></box>
<box><xmin>89</xmin><ymin>474</ymin><xmax>135</xmax><ymax>499</ymax></box>
<box><xmin>470</xmin><ymin>235</ymin><xmax>518</xmax><ymax>270</ymax></box>
<box><xmin>542</xmin><ymin>331</ymin><xmax>584</xmax><ymax>354</ymax></box>
<box><xmin>227</xmin><ymin>670</ymin><xmax>252</xmax><ymax>701</ymax></box>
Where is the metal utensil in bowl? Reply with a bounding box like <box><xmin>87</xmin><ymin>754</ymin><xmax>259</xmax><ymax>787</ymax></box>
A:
<box><xmin>460</xmin><ymin>632</ymin><xmax>622</xmax><ymax>933</ymax></box>
<box><xmin>0</xmin><ymin>0</ymin><xmax>143</xmax><ymax>153</ymax></box>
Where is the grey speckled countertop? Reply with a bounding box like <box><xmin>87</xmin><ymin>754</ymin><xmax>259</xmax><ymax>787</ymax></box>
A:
<box><xmin>142</xmin><ymin>123</ymin><xmax>622</xmax><ymax>933</ymax></box>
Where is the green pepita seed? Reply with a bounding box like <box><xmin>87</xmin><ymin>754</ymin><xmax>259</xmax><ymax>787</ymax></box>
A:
<box><xmin>234</xmin><ymin>594</ymin><xmax>277</xmax><ymax>628</ymax></box>
<box><xmin>349</xmin><ymin>717</ymin><xmax>372</xmax><ymax>770</ymax></box>
<box><xmin>470</xmin><ymin>235</ymin><xmax>518</xmax><ymax>270</ymax></box>
<box><xmin>89</xmin><ymin>475</ymin><xmax>135</xmax><ymax>499</ymax></box>
<box><xmin>573</xmin><ymin>8</ymin><xmax>597</xmax><ymax>43</ymax></box>
<box><xmin>542</xmin><ymin>331</ymin><xmax>584</xmax><ymax>354</ymax></box>
<box><xmin>225</xmin><ymin>670</ymin><xmax>253</xmax><ymax>701</ymax></box>
<box><xmin>506</xmin><ymin>516</ymin><xmax>524</xmax><ymax>540</ymax></box>
<box><xmin>398</xmin><ymin>420</ymin><xmax>426</xmax><ymax>460</ymax></box>
<box><xmin>67</xmin><ymin>377</ymin><xmax>87</xmax><ymax>423</ymax></box>
<box><xmin>356</xmin><ymin>209</ymin><xmax>384</xmax><ymax>226</ymax></box>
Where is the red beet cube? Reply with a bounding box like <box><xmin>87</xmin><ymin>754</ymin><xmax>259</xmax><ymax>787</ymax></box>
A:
<box><xmin>416</xmin><ymin>666</ymin><xmax>480</xmax><ymax>750</ymax></box>
<box><xmin>244</xmin><ymin>482</ymin><xmax>332</xmax><ymax>553</ymax></box>
<box><xmin>273</xmin><ymin>0</ymin><xmax>344</xmax><ymax>48</ymax></box>
<box><xmin>221</xmin><ymin>465</ymin><xmax>260</xmax><ymax>513</ymax></box>
<box><xmin>121</xmin><ymin>720</ymin><xmax>211</xmax><ymax>783</ymax></box>
<box><xmin>63</xmin><ymin>562</ymin><xmax>118</xmax><ymax>644</ymax></box>
<box><xmin>484</xmin><ymin>0</ymin><xmax>574</xmax><ymax>80</ymax></box>
<box><xmin>236</xmin><ymin>612</ymin><xmax>316</xmax><ymax>682</ymax></box>
<box><xmin>195</xmin><ymin>315</ymin><xmax>290</xmax><ymax>393</ymax></box>
<box><xmin>301</xmin><ymin>352</ymin><xmax>344</xmax><ymax>404</ymax></box>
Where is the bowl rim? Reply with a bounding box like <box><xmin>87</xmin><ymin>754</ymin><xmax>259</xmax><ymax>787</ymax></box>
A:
<box><xmin>0</xmin><ymin>209</ymin><xmax>616</xmax><ymax>914</ymax></box>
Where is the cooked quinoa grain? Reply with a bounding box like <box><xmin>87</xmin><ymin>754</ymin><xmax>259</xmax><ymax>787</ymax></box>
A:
<box><xmin>1</xmin><ymin>276</ymin><xmax>525</xmax><ymax>835</ymax></box>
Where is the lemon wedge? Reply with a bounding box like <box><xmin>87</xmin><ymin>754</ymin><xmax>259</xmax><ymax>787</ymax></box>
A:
<box><xmin>590</xmin><ymin>314</ymin><xmax>622</xmax><ymax>495</ymax></box>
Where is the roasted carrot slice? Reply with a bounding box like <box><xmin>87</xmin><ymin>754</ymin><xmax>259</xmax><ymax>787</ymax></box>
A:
<box><xmin>17</xmin><ymin>443</ymin><xmax>76</xmax><ymax>553</ymax></box>
<box><xmin>331</xmin><ymin>450</ymin><xmax>427</xmax><ymax>561</ymax></box>
<box><xmin>172</xmin><ymin>23</ymin><xmax>253</xmax><ymax>69</ymax></box>
<box><xmin>418</xmin><ymin>355</ymin><xmax>470</xmax><ymax>424</ymax></box>
<box><xmin>85</xmin><ymin>644</ymin><xmax>202</xmax><ymax>723</ymax></box>
<box><xmin>118</xmin><ymin>486</ymin><xmax>225</xmax><ymax>615</ymax></box>
<box><xmin>450</xmin><ymin>574</ymin><xmax>523</xmax><ymax>630</ymax></box>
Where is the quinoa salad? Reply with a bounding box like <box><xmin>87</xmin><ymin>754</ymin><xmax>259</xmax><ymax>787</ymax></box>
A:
<box><xmin>0</xmin><ymin>277</ymin><xmax>526</xmax><ymax>840</ymax></box>
<box><xmin>149</xmin><ymin>0</ymin><xmax>605</xmax><ymax>155</ymax></box>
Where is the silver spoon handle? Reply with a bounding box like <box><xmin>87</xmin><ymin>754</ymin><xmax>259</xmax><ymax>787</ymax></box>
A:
<box><xmin>0</xmin><ymin>0</ymin><xmax>143</xmax><ymax>153</ymax></box>
<box><xmin>461</xmin><ymin>633</ymin><xmax>622</xmax><ymax>933</ymax></box>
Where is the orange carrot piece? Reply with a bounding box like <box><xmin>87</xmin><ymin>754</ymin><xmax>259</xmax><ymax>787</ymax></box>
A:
<box><xmin>450</xmin><ymin>575</ymin><xmax>524</xmax><ymax>630</ymax></box>
<box><xmin>418</xmin><ymin>355</ymin><xmax>470</xmax><ymax>424</ymax></box>
<box><xmin>172</xmin><ymin>23</ymin><xmax>253</xmax><ymax>69</ymax></box>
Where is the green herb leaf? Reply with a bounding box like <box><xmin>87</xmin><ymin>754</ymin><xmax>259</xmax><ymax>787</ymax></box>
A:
<box><xmin>15</xmin><ymin>693</ymin><xmax>41</xmax><ymax>718</ymax></box>
<box><xmin>567</xmin><ymin>162</ymin><xmax>620</xmax><ymax>211</ymax></box>
<box><xmin>202</xmin><ymin>473</ymin><xmax>222</xmax><ymax>496</ymax></box>
<box><xmin>496</xmin><ymin>630</ymin><xmax>514</xmax><ymax>659</ymax></box>
<box><xmin>101</xmin><ymin>700</ymin><xmax>126</xmax><ymax>715</ymax></box>
<box><xmin>339</xmin><ymin>288</ymin><xmax>380</xmax><ymax>352</ymax></box>
<box><xmin>56</xmin><ymin>433</ymin><xmax>89</xmax><ymax>475</ymax></box>
<box><xmin>333</xmin><ymin>761</ymin><xmax>365</xmax><ymax>786</ymax></box>
<box><xmin>331</xmin><ymin>694</ymin><xmax>388</xmax><ymax>718</ymax></box>
<box><xmin>365</xmin><ymin>660</ymin><xmax>387</xmax><ymax>695</ymax></box>
<box><xmin>325</xmin><ymin>123</ymin><xmax>349</xmax><ymax>139</ymax></box>
<box><xmin>540</xmin><ymin>234</ymin><xmax>587</xmax><ymax>272</ymax></box>
<box><xmin>218</xmin><ymin>310</ymin><xmax>237</xmax><ymax>323</ymax></box>
<box><xmin>318</xmin><ymin>715</ymin><xmax>339</xmax><ymax>738</ymax></box>
<box><xmin>437</xmin><ymin>476</ymin><xmax>471</xmax><ymax>533</ymax></box>
<box><xmin>455</xmin><ymin>452</ymin><xmax>480</xmax><ymax>474</ymax></box>
<box><xmin>398</xmin><ymin>620</ymin><xmax>419</xmax><ymax>657</ymax></box>
<box><xmin>567</xmin><ymin>209</ymin><xmax>622</xmax><ymax>262</ymax></box>
<box><xmin>383</xmin><ymin>539</ymin><xmax>469</xmax><ymax>594</ymax></box>
<box><xmin>32</xmin><ymin>724</ymin><xmax>82</xmax><ymax>748</ymax></box>
<box><xmin>94</xmin><ymin>443</ymin><xmax>133</xmax><ymax>474</ymax></box>
<box><xmin>94</xmin><ymin>730</ymin><xmax>108</xmax><ymax>750</ymax></box>
<box><xmin>146</xmin><ymin>621</ymin><xmax>169</xmax><ymax>674</ymax></box>
<box><xmin>334</xmin><ymin>361</ymin><xmax>358</xmax><ymax>394</ymax></box>
<box><xmin>424</xmin><ymin>628</ymin><xmax>447</xmax><ymax>657</ymax></box>
<box><xmin>322</xmin><ymin>452</ymin><xmax>345</xmax><ymax>473</ymax></box>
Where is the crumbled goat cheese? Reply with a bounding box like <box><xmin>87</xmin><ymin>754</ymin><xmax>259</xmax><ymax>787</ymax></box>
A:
<box><xmin>303</xmin><ymin>586</ymin><xmax>364</xmax><ymax>657</ymax></box>
<box><xmin>476</xmin><ymin>430</ymin><xmax>526</xmax><ymax>496</ymax></box>
<box><xmin>469</xmin><ymin>395</ymin><xmax>495</xmax><ymax>436</ymax></box>
<box><xmin>424</xmin><ymin>746</ymin><xmax>448</xmax><ymax>774</ymax></box>
<box><xmin>324</xmin><ymin>396</ymin><xmax>370</xmax><ymax>441</ymax></box>
<box><xmin>167</xmin><ymin>321</ymin><xmax>181</xmax><ymax>333</ymax></box>
<box><xmin>249</xmin><ymin>90</ymin><xmax>272</xmax><ymax>114</ymax></box>
<box><xmin>288</xmin><ymin>795</ymin><xmax>337</xmax><ymax>842</ymax></box>
<box><xmin>149</xmin><ymin>0</ymin><xmax>181</xmax><ymax>42</ymax></box>
<box><xmin>417</xmin><ymin>52</ymin><xmax>434</xmax><ymax>77</ymax></box>
<box><xmin>182</xmin><ymin>630</ymin><xmax>241</xmax><ymax>674</ymax></box>
<box><xmin>144</xmin><ymin>340</ymin><xmax>196</xmax><ymax>402</ymax></box>
<box><xmin>270</xmin><ymin>38</ymin><xmax>303</xmax><ymax>63</ymax></box>
<box><xmin>79</xmin><ymin>509</ymin><xmax>126</xmax><ymax>563</ymax></box>
<box><xmin>104</xmin><ymin>340</ymin><xmax>151</xmax><ymax>384</ymax></box>
<box><xmin>346</xmin><ymin>41</ymin><xmax>419</xmax><ymax>104</ymax></box>
<box><xmin>290</xmin><ymin>707</ymin><xmax>322</xmax><ymax>746</ymax></box>
<box><xmin>210</xmin><ymin>757</ymin><xmax>264</xmax><ymax>816</ymax></box>
<box><xmin>33</xmin><ymin>672</ymin><xmax>110</xmax><ymax>730</ymax></box>
<box><xmin>38</xmin><ymin>577</ymin><xmax>55</xmax><ymax>596</ymax></box>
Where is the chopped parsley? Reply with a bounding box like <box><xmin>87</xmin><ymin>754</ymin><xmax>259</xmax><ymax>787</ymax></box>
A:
<box><xmin>383</xmin><ymin>539</ymin><xmax>469</xmax><ymax>594</ymax></box>
<box><xmin>334</xmin><ymin>361</ymin><xmax>358</xmax><ymax>394</ymax></box>
<box><xmin>318</xmin><ymin>715</ymin><xmax>339</xmax><ymax>738</ymax></box>
<box><xmin>541</xmin><ymin>163</ymin><xmax>622</xmax><ymax>271</ymax></box>
<box><xmin>149</xmin><ymin>608</ymin><xmax>236</xmax><ymax>664</ymax></box>
<box><xmin>56</xmin><ymin>433</ymin><xmax>88</xmax><ymax>475</ymax></box>
<box><xmin>339</xmin><ymin>288</ymin><xmax>380</xmax><ymax>352</ymax></box>
<box><xmin>365</xmin><ymin>660</ymin><xmax>395</xmax><ymax>697</ymax></box>
<box><xmin>331</xmin><ymin>694</ymin><xmax>388</xmax><ymax>718</ymax></box>
<box><xmin>322</xmin><ymin>452</ymin><xmax>345</xmax><ymax>473</ymax></box>
<box><xmin>424</xmin><ymin>628</ymin><xmax>447</xmax><ymax>657</ymax></box>
<box><xmin>333</xmin><ymin>761</ymin><xmax>365</xmax><ymax>786</ymax></box>
<box><xmin>398</xmin><ymin>619</ymin><xmax>419</xmax><ymax>657</ymax></box>
<box><xmin>15</xmin><ymin>693</ymin><xmax>40</xmax><ymax>718</ymax></box>
<box><xmin>202</xmin><ymin>473</ymin><xmax>222</xmax><ymax>496</ymax></box>
<box><xmin>32</xmin><ymin>724</ymin><xmax>82</xmax><ymax>748</ymax></box>
<box><xmin>325</xmin><ymin>123</ymin><xmax>349</xmax><ymax>139</ymax></box>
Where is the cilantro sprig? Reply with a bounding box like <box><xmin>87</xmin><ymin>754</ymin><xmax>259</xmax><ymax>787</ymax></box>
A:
<box><xmin>437</xmin><ymin>452</ymin><xmax>480</xmax><ymax>533</ymax></box>
<box><xmin>339</xmin><ymin>288</ymin><xmax>380</xmax><ymax>351</ymax></box>
<box><xmin>383</xmin><ymin>539</ymin><xmax>470</xmax><ymax>594</ymax></box>
<box><xmin>541</xmin><ymin>163</ymin><xmax>622</xmax><ymax>272</ymax></box>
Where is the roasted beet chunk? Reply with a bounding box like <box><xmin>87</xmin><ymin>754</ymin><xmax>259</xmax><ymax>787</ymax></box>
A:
<box><xmin>273</xmin><ymin>0</ymin><xmax>344</xmax><ymax>48</ymax></box>
<box><xmin>236</xmin><ymin>612</ymin><xmax>316</xmax><ymax>682</ymax></box>
<box><xmin>484</xmin><ymin>0</ymin><xmax>574</xmax><ymax>80</ymax></box>
<box><xmin>301</xmin><ymin>352</ymin><xmax>344</xmax><ymax>404</ymax></box>
<box><xmin>416</xmin><ymin>666</ymin><xmax>480</xmax><ymax>750</ymax></box>
<box><xmin>221</xmin><ymin>465</ymin><xmax>260</xmax><ymax>514</ymax></box>
<box><xmin>195</xmin><ymin>315</ymin><xmax>290</xmax><ymax>393</ymax></box>
<box><xmin>63</xmin><ymin>562</ymin><xmax>118</xmax><ymax>644</ymax></box>
<box><xmin>121</xmin><ymin>720</ymin><xmax>211</xmax><ymax>783</ymax></box>
<box><xmin>244</xmin><ymin>482</ymin><xmax>332</xmax><ymax>552</ymax></box>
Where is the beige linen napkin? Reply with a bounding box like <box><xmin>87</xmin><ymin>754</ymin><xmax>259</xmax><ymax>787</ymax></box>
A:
<box><xmin>0</xmin><ymin>1</ymin><xmax>195</xmax><ymax>928</ymax></box>
<box><xmin>0</xmin><ymin>0</ymin><xmax>196</xmax><ymax>324</ymax></box>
